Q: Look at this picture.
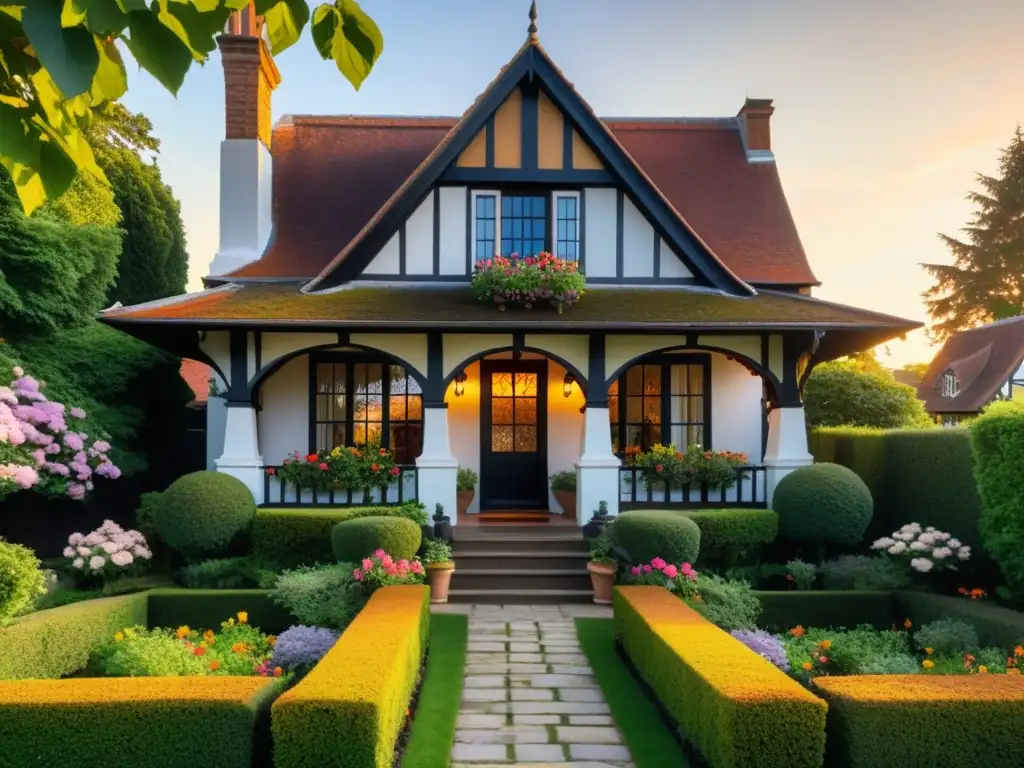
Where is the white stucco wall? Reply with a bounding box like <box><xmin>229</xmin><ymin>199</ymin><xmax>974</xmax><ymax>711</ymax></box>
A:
<box><xmin>583</xmin><ymin>188</ymin><xmax>617</xmax><ymax>277</ymax></box>
<box><xmin>206</xmin><ymin>396</ymin><xmax>227</xmax><ymax>471</ymax></box>
<box><xmin>257</xmin><ymin>355</ymin><xmax>308</xmax><ymax>466</ymax></box>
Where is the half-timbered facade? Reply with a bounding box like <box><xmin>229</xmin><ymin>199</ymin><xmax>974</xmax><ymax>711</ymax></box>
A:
<box><xmin>101</xmin><ymin>7</ymin><xmax>920</xmax><ymax>522</ymax></box>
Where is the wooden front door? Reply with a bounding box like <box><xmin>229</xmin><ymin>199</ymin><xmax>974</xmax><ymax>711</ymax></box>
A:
<box><xmin>480</xmin><ymin>361</ymin><xmax>548</xmax><ymax>510</ymax></box>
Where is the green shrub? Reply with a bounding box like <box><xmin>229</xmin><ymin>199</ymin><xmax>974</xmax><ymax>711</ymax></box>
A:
<box><xmin>970</xmin><ymin>401</ymin><xmax>1024</xmax><ymax>594</ymax></box>
<box><xmin>913</xmin><ymin>618</ymin><xmax>980</xmax><ymax>656</ymax></box>
<box><xmin>146</xmin><ymin>588</ymin><xmax>298</xmax><ymax>635</ymax></box>
<box><xmin>0</xmin><ymin>593</ymin><xmax>148</xmax><ymax>679</ymax></box>
<box><xmin>153</xmin><ymin>471</ymin><xmax>255</xmax><ymax>558</ymax></box>
<box><xmin>682</xmin><ymin>509</ymin><xmax>778</xmax><ymax>566</ymax></box>
<box><xmin>0</xmin><ymin>676</ymin><xmax>283</xmax><ymax>768</ymax></box>
<box><xmin>92</xmin><ymin>626</ymin><xmax>209</xmax><ymax>676</ymax></box>
<box><xmin>331</xmin><ymin>516</ymin><xmax>422</xmax><ymax>562</ymax></box>
<box><xmin>782</xmin><ymin>624</ymin><xmax>910</xmax><ymax>675</ymax></box>
<box><xmin>253</xmin><ymin>503</ymin><xmax>426</xmax><ymax>567</ymax></box>
<box><xmin>0</xmin><ymin>539</ymin><xmax>46</xmax><ymax>625</ymax></box>
<box><xmin>804</xmin><ymin>360</ymin><xmax>933</xmax><ymax>428</ymax></box>
<box><xmin>178</xmin><ymin>557</ymin><xmax>278</xmax><ymax>590</ymax></box>
<box><xmin>856</xmin><ymin>653</ymin><xmax>920</xmax><ymax>674</ymax></box>
<box><xmin>134</xmin><ymin>491</ymin><xmax>162</xmax><ymax>542</ymax></box>
<box><xmin>269</xmin><ymin>565</ymin><xmax>366</xmax><ymax>632</ymax></box>
<box><xmin>690</xmin><ymin>574</ymin><xmax>761</xmax><ymax>631</ymax></box>
<box><xmin>612</xmin><ymin>511</ymin><xmax>701</xmax><ymax>564</ymax></box>
<box><xmin>786</xmin><ymin>559</ymin><xmax>818</xmax><ymax>591</ymax></box>
<box><xmin>754</xmin><ymin>591</ymin><xmax>896</xmax><ymax>632</ymax></box>
<box><xmin>456</xmin><ymin>467</ymin><xmax>477</xmax><ymax>491</ymax></box>
<box><xmin>773</xmin><ymin>463</ymin><xmax>873</xmax><ymax>550</ymax></box>
<box><xmin>895</xmin><ymin>590</ymin><xmax>1024</xmax><ymax>649</ymax></box>
<box><xmin>820</xmin><ymin>555</ymin><xmax>912</xmax><ymax>591</ymax></box>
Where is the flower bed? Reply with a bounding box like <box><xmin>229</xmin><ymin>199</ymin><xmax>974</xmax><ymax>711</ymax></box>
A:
<box><xmin>272</xmin><ymin>446</ymin><xmax>404</xmax><ymax>498</ymax></box>
<box><xmin>471</xmin><ymin>253</ymin><xmax>585</xmax><ymax>312</ymax></box>
<box><xmin>631</xmin><ymin>443</ymin><xmax>749</xmax><ymax>491</ymax></box>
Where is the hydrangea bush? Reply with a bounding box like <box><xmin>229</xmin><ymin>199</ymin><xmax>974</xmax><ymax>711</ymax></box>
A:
<box><xmin>471</xmin><ymin>253</ymin><xmax>585</xmax><ymax>313</ymax></box>
<box><xmin>63</xmin><ymin>520</ymin><xmax>152</xmax><ymax>585</ymax></box>
<box><xmin>271</xmin><ymin>625</ymin><xmax>340</xmax><ymax>673</ymax></box>
<box><xmin>871</xmin><ymin>522</ymin><xmax>971</xmax><ymax>573</ymax></box>
<box><xmin>0</xmin><ymin>366</ymin><xmax>120</xmax><ymax>500</ymax></box>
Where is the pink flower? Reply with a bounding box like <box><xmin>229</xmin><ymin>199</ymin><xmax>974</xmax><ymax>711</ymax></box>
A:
<box><xmin>411</xmin><ymin>561</ymin><xmax>424</xmax><ymax>574</ymax></box>
<box><xmin>318</xmin><ymin>462</ymin><xmax>328</xmax><ymax>471</ymax></box>
<box><xmin>352</xmin><ymin>569</ymin><xmax>363</xmax><ymax>581</ymax></box>
<box><xmin>361</xmin><ymin>558</ymin><xmax>373</xmax><ymax>570</ymax></box>
<box><xmin>381</xmin><ymin>555</ymin><xmax>394</xmax><ymax>569</ymax></box>
<box><xmin>688</xmin><ymin>572</ymin><xmax>698</xmax><ymax>581</ymax></box>
<box><xmin>631</xmin><ymin>566</ymin><xmax>641</xmax><ymax>575</ymax></box>
<box><xmin>67</xmin><ymin>483</ymin><xmax>86</xmax><ymax>500</ymax></box>
<box><xmin>63</xmin><ymin>432</ymin><xmax>84</xmax><ymax>451</ymax></box>
<box><xmin>12</xmin><ymin>366</ymin><xmax>23</xmax><ymax>377</ymax></box>
<box><xmin>373</xmin><ymin>549</ymin><xmax>387</xmax><ymax>559</ymax></box>
<box><xmin>385</xmin><ymin>564</ymin><xmax>398</xmax><ymax>576</ymax></box>
<box><xmin>12</xmin><ymin>465</ymin><xmax>38</xmax><ymax>489</ymax></box>
<box><xmin>69</xmin><ymin>407</ymin><xmax>86</xmax><ymax>419</ymax></box>
<box><xmin>651</xmin><ymin>557</ymin><xmax>667</xmax><ymax>570</ymax></box>
<box><xmin>681</xmin><ymin>562</ymin><xmax>694</xmax><ymax>574</ymax></box>
<box><xmin>663</xmin><ymin>564</ymin><xmax>678</xmax><ymax>579</ymax></box>
<box><xmin>397</xmin><ymin>560</ymin><xmax>410</xmax><ymax>575</ymax></box>
<box><xmin>642</xmin><ymin>565</ymin><xmax>652</xmax><ymax>573</ymax></box>
<box><xmin>92</xmin><ymin>440</ymin><xmax>110</xmax><ymax>453</ymax></box>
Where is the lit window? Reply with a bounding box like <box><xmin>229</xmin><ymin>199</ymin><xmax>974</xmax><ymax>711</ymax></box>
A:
<box><xmin>941</xmin><ymin>369</ymin><xmax>960</xmax><ymax>398</ymax></box>
<box><xmin>609</xmin><ymin>359</ymin><xmax>708</xmax><ymax>455</ymax></box>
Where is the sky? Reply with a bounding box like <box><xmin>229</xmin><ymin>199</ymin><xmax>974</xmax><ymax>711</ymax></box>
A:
<box><xmin>119</xmin><ymin>0</ymin><xmax>1024</xmax><ymax>368</ymax></box>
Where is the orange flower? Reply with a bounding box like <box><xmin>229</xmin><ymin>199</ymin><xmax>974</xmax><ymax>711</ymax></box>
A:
<box><xmin>802</xmin><ymin>662</ymin><xmax>813</xmax><ymax>671</ymax></box>
<box><xmin>979</xmin><ymin>665</ymin><xmax>989</xmax><ymax>673</ymax></box>
<box><xmin>176</xmin><ymin>625</ymin><xmax>191</xmax><ymax>639</ymax></box>
<box><xmin>925</xmin><ymin>647</ymin><xmax>933</xmax><ymax>655</ymax></box>
<box><xmin>236</xmin><ymin>611</ymin><xmax>248</xmax><ymax>624</ymax></box>
<box><xmin>232</xmin><ymin>642</ymin><xmax>247</xmax><ymax>653</ymax></box>
<box><xmin>203</xmin><ymin>630</ymin><xmax>215</xmax><ymax>644</ymax></box>
<box><xmin>273</xmin><ymin>666</ymin><xmax>283</xmax><ymax>677</ymax></box>
<box><xmin>267</xmin><ymin>635</ymin><xmax>277</xmax><ymax>647</ymax></box>
<box><xmin>958</xmin><ymin>586</ymin><xmax>968</xmax><ymax>595</ymax></box>
<box><xmin>1015</xmin><ymin>646</ymin><xmax>1023</xmax><ymax>657</ymax></box>
<box><xmin>193</xmin><ymin>646</ymin><xmax>206</xmax><ymax>657</ymax></box>
<box><xmin>818</xmin><ymin>640</ymin><xmax>832</xmax><ymax>651</ymax></box>
<box><xmin>922</xmin><ymin>659</ymin><xmax>935</xmax><ymax>670</ymax></box>
<box><xmin>904</xmin><ymin>619</ymin><xmax>912</xmax><ymax>630</ymax></box>
<box><xmin>209</xmin><ymin>660</ymin><xmax>221</xmax><ymax>671</ymax></box>
<box><xmin>789</xmin><ymin>625</ymin><xmax>806</xmax><ymax>638</ymax></box>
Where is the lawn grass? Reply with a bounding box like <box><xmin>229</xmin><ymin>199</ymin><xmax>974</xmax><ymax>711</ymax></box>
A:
<box><xmin>401</xmin><ymin>613</ymin><xmax>469</xmax><ymax>768</ymax></box>
<box><xmin>575</xmin><ymin>617</ymin><xmax>689</xmax><ymax>768</ymax></box>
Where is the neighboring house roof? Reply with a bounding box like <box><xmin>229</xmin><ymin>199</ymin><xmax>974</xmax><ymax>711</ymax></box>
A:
<box><xmin>891</xmin><ymin>368</ymin><xmax>922</xmax><ymax>387</ymax></box>
<box><xmin>222</xmin><ymin>48</ymin><xmax>816</xmax><ymax>288</ymax></box>
<box><xmin>180</xmin><ymin>359</ymin><xmax>210</xmax><ymax>404</ymax></box>
<box><xmin>918</xmin><ymin>316</ymin><xmax>1024</xmax><ymax>413</ymax></box>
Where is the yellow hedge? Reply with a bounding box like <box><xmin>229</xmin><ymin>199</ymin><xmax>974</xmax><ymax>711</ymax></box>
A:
<box><xmin>815</xmin><ymin>674</ymin><xmax>1024</xmax><ymax>768</ymax></box>
<box><xmin>614</xmin><ymin>586</ymin><xmax>826</xmax><ymax>768</ymax></box>
<box><xmin>272</xmin><ymin>585</ymin><xmax>430</xmax><ymax>768</ymax></box>
<box><xmin>0</xmin><ymin>676</ymin><xmax>283</xmax><ymax>768</ymax></box>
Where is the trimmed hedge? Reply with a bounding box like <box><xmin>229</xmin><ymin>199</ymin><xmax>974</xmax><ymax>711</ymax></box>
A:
<box><xmin>774</xmin><ymin>463</ymin><xmax>873</xmax><ymax>547</ymax></box>
<box><xmin>154</xmin><ymin>471</ymin><xmax>256</xmax><ymax>558</ymax></box>
<box><xmin>0</xmin><ymin>676</ymin><xmax>283</xmax><ymax>768</ymax></box>
<box><xmin>894</xmin><ymin>591</ymin><xmax>1024</xmax><ymax>649</ymax></box>
<box><xmin>815</xmin><ymin>675</ymin><xmax>1024</xmax><ymax>768</ymax></box>
<box><xmin>253</xmin><ymin>505</ymin><xmax>424</xmax><ymax>567</ymax></box>
<box><xmin>273</xmin><ymin>585</ymin><xmax>430</xmax><ymax>768</ymax></box>
<box><xmin>0</xmin><ymin>593</ymin><xmax>147</xmax><ymax>680</ymax></box>
<box><xmin>755</xmin><ymin>591</ymin><xmax>896</xmax><ymax>633</ymax></box>
<box><xmin>331</xmin><ymin>516</ymin><xmax>422</xmax><ymax>562</ymax></box>
<box><xmin>683</xmin><ymin>509</ymin><xmax>779</xmax><ymax>566</ymax></box>
<box><xmin>613</xmin><ymin>511</ymin><xmax>701</xmax><ymax>564</ymax></box>
<box><xmin>613</xmin><ymin>585</ymin><xmax>826</xmax><ymax>768</ymax></box>
<box><xmin>147</xmin><ymin>588</ymin><xmax>299</xmax><ymax>635</ymax></box>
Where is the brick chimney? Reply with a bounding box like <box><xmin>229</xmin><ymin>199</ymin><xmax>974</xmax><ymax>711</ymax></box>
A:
<box><xmin>737</xmin><ymin>98</ymin><xmax>775</xmax><ymax>162</ymax></box>
<box><xmin>208</xmin><ymin>2</ymin><xmax>281</xmax><ymax>278</ymax></box>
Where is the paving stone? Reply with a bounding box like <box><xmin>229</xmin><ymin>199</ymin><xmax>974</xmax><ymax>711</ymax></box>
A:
<box><xmin>510</xmin><ymin>701</ymin><xmax>611</xmax><ymax>715</ymax></box>
<box><xmin>568</xmin><ymin>715</ymin><xmax>614</xmax><ymax>725</ymax></box>
<box><xmin>509</xmin><ymin>652</ymin><xmax>545</xmax><ymax>663</ymax></box>
<box><xmin>506</xmin><ymin>663</ymin><xmax>549</xmax><ymax>673</ymax></box>
<box><xmin>457</xmin><ymin>713</ymin><xmax>508</xmax><ymax>728</ymax></box>
<box><xmin>455</xmin><ymin>725</ymin><xmax>550</xmax><ymax>744</ymax></box>
<box><xmin>462</xmin><ymin>688</ymin><xmax>508</xmax><ymax>702</ymax></box>
<box><xmin>514</xmin><ymin>743</ymin><xmax>568</xmax><ymax>762</ymax></box>
<box><xmin>508</xmin><ymin>620</ymin><xmax>538</xmax><ymax>631</ymax></box>
<box><xmin>465</xmin><ymin>663</ymin><xmax>511</xmax><ymax>675</ymax></box>
<box><xmin>468</xmin><ymin>642</ymin><xmax>507</xmax><ymax>652</ymax></box>
<box><xmin>450</xmin><ymin>743</ymin><xmax>509</xmax><ymax>762</ymax></box>
<box><xmin>510</xmin><ymin>687</ymin><xmax>554</xmax><ymax>701</ymax></box>
<box><xmin>558</xmin><ymin>688</ymin><xmax>605</xmax><ymax>702</ymax></box>
<box><xmin>509</xmin><ymin>642</ymin><xmax>542</xmax><ymax>652</ymax></box>
<box><xmin>531</xmin><ymin>674</ymin><xmax>598</xmax><ymax>687</ymax></box>
<box><xmin>557</xmin><ymin>726</ymin><xmax>622</xmax><ymax>744</ymax></box>
<box><xmin>465</xmin><ymin>675</ymin><xmax>507</xmax><ymax>688</ymax></box>
<box><xmin>545</xmin><ymin>653</ymin><xmax>589</xmax><ymax>664</ymax></box>
<box><xmin>549</xmin><ymin>665</ymin><xmax>594</xmax><ymax>675</ymax></box>
<box><xmin>569</xmin><ymin>744</ymin><xmax>633</xmax><ymax>761</ymax></box>
<box><xmin>513</xmin><ymin>714</ymin><xmax>562</xmax><ymax>725</ymax></box>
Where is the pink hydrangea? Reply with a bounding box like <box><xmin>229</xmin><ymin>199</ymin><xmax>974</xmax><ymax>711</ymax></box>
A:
<box><xmin>663</xmin><ymin>564</ymin><xmax>679</xmax><ymax>579</ymax></box>
<box><xmin>69</xmin><ymin>407</ymin><xmax>86</xmax><ymax>419</ymax></box>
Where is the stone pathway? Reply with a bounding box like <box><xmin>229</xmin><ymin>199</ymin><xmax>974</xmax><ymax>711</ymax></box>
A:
<box><xmin>448</xmin><ymin>604</ymin><xmax>632</xmax><ymax>768</ymax></box>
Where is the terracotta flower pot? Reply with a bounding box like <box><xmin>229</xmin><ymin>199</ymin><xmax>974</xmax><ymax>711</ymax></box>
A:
<box><xmin>427</xmin><ymin>562</ymin><xmax>456</xmax><ymax>603</ymax></box>
<box><xmin>587</xmin><ymin>561</ymin><xmax>617</xmax><ymax>605</ymax></box>
<box><xmin>456</xmin><ymin>489</ymin><xmax>475</xmax><ymax>519</ymax></box>
<box><xmin>553</xmin><ymin>490</ymin><xmax>577</xmax><ymax>520</ymax></box>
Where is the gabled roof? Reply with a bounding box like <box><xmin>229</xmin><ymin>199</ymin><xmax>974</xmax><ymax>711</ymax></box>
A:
<box><xmin>221</xmin><ymin>49</ymin><xmax>817</xmax><ymax>289</ymax></box>
<box><xmin>918</xmin><ymin>316</ymin><xmax>1024</xmax><ymax>413</ymax></box>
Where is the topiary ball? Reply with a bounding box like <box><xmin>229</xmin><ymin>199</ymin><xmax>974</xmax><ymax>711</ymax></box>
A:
<box><xmin>0</xmin><ymin>538</ymin><xmax>46</xmax><ymax>624</ymax></box>
<box><xmin>153</xmin><ymin>471</ymin><xmax>256</xmax><ymax>558</ymax></box>
<box><xmin>331</xmin><ymin>516</ymin><xmax>422</xmax><ymax>562</ymax></box>
<box><xmin>612</xmin><ymin>511</ymin><xmax>701</xmax><ymax>564</ymax></box>
<box><xmin>773</xmin><ymin>463</ymin><xmax>873</xmax><ymax>546</ymax></box>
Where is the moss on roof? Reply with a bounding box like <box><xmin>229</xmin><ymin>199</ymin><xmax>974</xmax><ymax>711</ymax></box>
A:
<box><xmin>103</xmin><ymin>284</ymin><xmax>920</xmax><ymax>331</ymax></box>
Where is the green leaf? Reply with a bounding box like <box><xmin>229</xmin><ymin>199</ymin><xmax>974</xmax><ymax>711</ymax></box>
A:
<box><xmin>114</xmin><ymin>0</ymin><xmax>148</xmax><ymax>11</ymax></box>
<box><xmin>124</xmin><ymin>9</ymin><xmax>193</xmax><ymax>94</ymax></box>
<box><xmin>61</xmin><ymin>0</ymin><xmax>87</xmax><ymax>27</ymax></box>
<box><xmin>23</xmin><ymin>0</ymin><xmax>100</xmax><ymax>98</ymax></box>
<box><xmin>2</xmin><ymin>157</ymin><xmax>48</xmax><ymax>215</ymax></box>
<box><xmin>37</xmin><ymin>137</ymin><xmax>78</xmax><ymax>198</ymax></box>
<box><xmin>333</xmin><ymin>0</ymin><xmax>383</xmax><ymax>91</ymax></box>
<box><xmin>310</xmin><ymin>3</ymin><xmax>338</xmax><ymax>59</ymax></box>
<box><xmin>256</xmin><ymin>0</ymin><xmax>309</xmax><ymax>56</ymax></box>
<box><xmin>80</xmin><ymin>0</ymin><xmax>129</xmax><ymax>35</ymax></box>
<box><xmin>158</xmin><ymin>0</ymin><xmax>230</xmax><ymax>59</ymax></box>
<box><xmin>90</xmin><ymin>37</ymin><xmax>127</xmax><ymax>103</ymax></box>
<box><xmin>0</xmin><ymin>102</ymin><xmax>40</xmax><ymax>166</ymax></box>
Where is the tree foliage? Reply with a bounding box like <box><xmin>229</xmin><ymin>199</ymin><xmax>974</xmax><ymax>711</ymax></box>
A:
<box><xmin>922</xmin><ymin>127</ymin><xmax>1024</xmax><ymax>341</ymax></box>
<box><xmin>804</xmin><ymin>359</ymin><xmax>934</xmax><ymax>429</ymax></box>
<box><xmin>0</xmin><ymin>0</ymin><xmax>383</xmax><ymax>215</ymax></box>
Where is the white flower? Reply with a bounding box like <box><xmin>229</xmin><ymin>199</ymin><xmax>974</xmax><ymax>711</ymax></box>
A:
<box><xmin>910</xmin><ymin>541</ymin><xmax>928</xmax><ymax>551</ymax></box>
<box><xmin>872</xmin><ymin>537</ymin><xmax>896</xmax><ymax>550</ymax></box>
<box><xmin>72</xmin><ymin>557</ymin><xmax>84</xmax><ymax>569</ymax></box>
<box><xmin>958</xmin><ymin>546</ymin><xmax>971</xmax><ymax>561</ymax></box>
<box><xmin>67</xmin><ymin>533</ymin><xmax>84</xmax><ymax>546</ymax></box>
<box><xmin>932</xmin><ymin>547</ymin><xmax>952</xmax><ymax>560</ymax></box>
<box><xmin>925</xmin><ymin>526</ymin><xmax>936</xmax><ymax>533</ymax></box>
<box><xmin>88</xmin><ymin>555</ymin><xmax>106</xmax><ymax>571</ymax></box>
<box><xmin>918</xmin><ymin>533</ymin><xmax>936</xmax><ymax>546</ymax></box>
<box><xmin>933</xmin><ymin>531</ymin><xmax>950</xmax><ymax>541</ymax></box>
<box><xmin>907</xmin><ymin>523</ymin><xmax>923</xmax><ymax>533</ymax></box>
<box><xmin>895</xmin><ymin>532</ymin><xmax>915</xmax><ymax>541</ymax></box>
<box><xmin>948</xmin><ymin>538</ymin><xmax>962</xmax><ymax>549</ymax></box>
<box><xmin>910</xmin><ymin>557</ymin><xmax>934</xmax><ymax>573</ymax></box>
<box><xmin>62</xmin><ymin>546</ymin><xmax>75</xmax><ymax>558</ymax></box>
<box><xmin>133</xmin><ymin>545</ymin><xmax>152</xmax><ymax>560</ymax></box>
<box><xmin>110</xmin><ymin>551</ymin><xmax>133</xmax><ymax>567</ymax></box>
<box><xmin>888</xmin><ymin>542</ymin><xmax>908</xmax><ymax>554</ymax></box>
<box><xmin>76</xmin><ymin>546</ymin><xmax>91</xmax><ymax>557</ymax></box>
<box><xmin>83</xmin><ymin>532</ymin><xmax>104</xmax><ymax>547</ymax></box>
<box><xmin>101</xmin><ymin>541</ymin><xmax>119</xmax><ymax>554</ymax></box>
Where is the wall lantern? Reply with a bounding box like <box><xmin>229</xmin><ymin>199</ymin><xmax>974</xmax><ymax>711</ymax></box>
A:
<box><xmin>563</xmin><ymin>373</ymin><xmax>575</xmax><ymax>398</ymax></box>
<box><xmin>453</xmin><ymin>371</ymin><xmax>467</xmax><ymax>398</ymax></box>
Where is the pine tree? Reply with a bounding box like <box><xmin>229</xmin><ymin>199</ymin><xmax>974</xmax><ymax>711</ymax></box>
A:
<box><xmin>922</xmin><ymin>127</ymin><xmax>1024</xmax><ymax>341</ymax></box>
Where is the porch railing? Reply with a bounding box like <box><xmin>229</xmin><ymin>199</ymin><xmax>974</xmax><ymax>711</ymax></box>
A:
<box><xmin>619</xmin><ymin>465</ymin><xmax>768</xmax><ymax>509</ymax></box>
<box><xmin>260</xmin><ymin>465</ymin><xmax>419</xmax><ymax>508</ymax></box>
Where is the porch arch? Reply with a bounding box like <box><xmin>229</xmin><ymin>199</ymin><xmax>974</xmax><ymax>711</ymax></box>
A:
<box><xmin>442</xmin><ymin>346</ymin><xmax>589</xmax><ymax>396</ymax></box>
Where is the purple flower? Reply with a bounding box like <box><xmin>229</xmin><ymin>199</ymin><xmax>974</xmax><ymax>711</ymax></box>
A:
<box><xmin>69</xmin><ymin>407</ymin><xmax>86</xmax><ymax>419</ymax></box>
<box><xmin>63</xmin><ymin>432</ymin><xmax>84</xmax><ymax>451</ymax></box>
<box><xmin>67</xmin><ymin>483</ymin><xmax>86</xmax><ymax>500</ymax></box>
<box><xmin>270</xmin><ymin>625</ymin><xmax>340</xmax><ymax>671</ymax></box>
<box><xmin>730</xmin><ymin>629</ymin><xmax>790</xmax><ymax>672</ymax></box>
<box><xmin>92</xmin><ymin>440</ymin><xmax>110</xmax><ymax>453</ymax></box>
<box><xmin>45</xmin><ymin>442</ymin><xmax>61</xmax><ymax>455</ymax></box>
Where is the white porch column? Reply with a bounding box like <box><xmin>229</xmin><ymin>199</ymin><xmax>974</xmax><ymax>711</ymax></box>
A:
<box><xmin>416</xmin><ymin>406</ymin><xmax>458</xmax><ymax>524</ymax></box>
<box><xmin>215</xmin><ymin>404</ymin><xmax>264</xmax><ymax>504</ymax></box>
<box><xmin>762</xmin><ymin>406</ymin><xmax>813</xmax><ymax>506</ymax></box>
<box><xmin>575</xmin><ymin>405</ymin><xmax>621</xmax><ymax>522</ymax></box>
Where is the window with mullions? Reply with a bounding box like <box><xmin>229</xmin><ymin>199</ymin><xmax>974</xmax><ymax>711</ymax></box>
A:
<box><xmin>501</xmin><ymin>195</ymin><xmax>546</xmax><ymax>256</ymax></box>
<box><xmin>554</xmin><ymin>193</ymin><xmax>579</xmax><ymax>261</ymax></box>
<box><xmin>608</xmin><ymin>359</ymin><xmax>708</xmax><ymax>456</ymax></box>
<box><xmin>474</xmin><ymin>194</ymin><xmax>497</xmax><ymax>260</ymax></box>
<box><xmin>314</xmin><ymin>361</ymin><xmax>423</xmax><ymax>464</ymax></box>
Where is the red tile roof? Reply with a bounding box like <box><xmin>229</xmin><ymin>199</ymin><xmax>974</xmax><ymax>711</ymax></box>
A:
<box><xmin>226</xmin><ymin>116</ymin><xmax>817</xmax><ymax>286</ymax></box>
<box><xmin>180</xmin><ymin>359</ymin><xmax>210</xmax><ymax>404</ymax></box>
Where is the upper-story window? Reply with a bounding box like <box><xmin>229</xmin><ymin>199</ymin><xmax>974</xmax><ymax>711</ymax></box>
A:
<box><xmin>940</xmin><ymin>368</ymin><xmax>959</xmax><ymax>398</ymax></box>
<box><xmin>471</xmin><ymin>191</ymin><xmax>581</xmax><ymax>261</ymax></box>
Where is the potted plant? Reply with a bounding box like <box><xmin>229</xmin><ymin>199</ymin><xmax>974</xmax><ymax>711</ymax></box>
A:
<box><xmin>471</xmin><ymin>253</ymin><xmax>586</xmax><ymax>313</ymax></box>
<box><xmin>550</xmin><ymin>470</ymin><xmax>577</xmax><ymax>520</ymax></box>
<box><xmin>456</xmin><ymin>467</ymin><xmax>477</xmax><ymax>519</ymax></box>
<box><xmin>423</xmin><ymin>538</ymin><xmax>456</xmax><ymax>604</ymax></box>
<box><xmin>587</xmin><ymin>529</ymin><xmax>618</xmax><ymax>605</ymax></box>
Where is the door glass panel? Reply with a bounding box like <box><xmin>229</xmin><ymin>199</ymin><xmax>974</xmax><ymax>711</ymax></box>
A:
<box><xmin>514</xmin><ymin>397</ymin><xmax>537</xmax><ymax>423</ymax></box>
<box><xmin>492</xmin><ymin>372</ymin><xmax>513</xmax><ymax>397</ymax></box>
<box><xmin>514</xmin><ymin>426</ymin><xmax>537</xmax><ymax>451</ymax></box>
<box><xmin>489</xmin><ymin>369</ymin><xmax>539</xmax><ymax>454</ymax></box>
<box><xmin>491</xmin><ymin>397</ymin><xmax>513</xmax><ymax>424</ymax></box>
<box><xmin>514</xmin><ymin>373</ymin><xmax>537</xmax><ymax>396</ymax></box>
<box><xmin>492</xmin><ymin>426</ymin><xmax>514</xmax><ymax>452</ymax></box>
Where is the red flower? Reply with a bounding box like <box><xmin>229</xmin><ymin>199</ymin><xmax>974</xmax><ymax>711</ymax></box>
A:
<box><xmin>786</xmin><ymin>575</ymin><xmax>794</xmax><ymax>582</ymax></box>
<box><xmin>655</xmin><ymin>464</ymin><xmax>664</xmax><ymax>473</ymax></box>
<box><xmin>379</xmin><ymin>449</ymin><xmax>387</xmax><ymax>456</ymax></box>
<box><xmin>193</xmin><ymin>647</ymin><xmax>206</xmax><ymax>657</ymax></box>
<box><xmin>371</xmin><ymin>463</ymin><xmax>379</xmax><ymax>472</ymax></box>
<box><xmin>390</xmin><ymin>466</ymin><xmax>400</xmax><ymax>476</ymax></box>
<box><xmin>319</xmin><ymin>463</ymin><xmax>329</xmax><ymax>471</ymax></box>
<box><xmin>306</xmin><ymin>453</ymin><xmax>318</xmax><ymax>463</ymax></box>
<box><xmin>266</xmin><ymin>467</ymin><xmax>276</xmax><ymax>476</ymax></box>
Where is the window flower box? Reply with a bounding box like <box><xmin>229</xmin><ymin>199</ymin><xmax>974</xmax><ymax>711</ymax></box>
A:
<box><xmin>630</xmin><ymin>443</ymin><xmax>750</xmax><ymax>491</ymax></box>
<box><xmin>471</xmin><ymin>253</ymin><xmax>585</xmax><ymax>313</ymax></box>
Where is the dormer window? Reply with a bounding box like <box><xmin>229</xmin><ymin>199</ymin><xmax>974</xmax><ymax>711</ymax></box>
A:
<box><xmin>501</xmin><ymin>195</ymin><xmax>547</xmax><ymax>256</ymax></box>
<box><xmin>471</xmin><ymin>190</ymin><xmax>580</xmax><ymax>261</ymax></box>
<box><xmin>941</xmin><ymin>368</ymin><xmax>960</xmax><ymax>398</ymax></box>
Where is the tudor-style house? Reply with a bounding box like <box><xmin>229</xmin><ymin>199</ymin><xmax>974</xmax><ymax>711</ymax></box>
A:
<box><xmin>101</xmin><ymin>5</ymin><xmax>920</xmax><ymax>524</ymax></box>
